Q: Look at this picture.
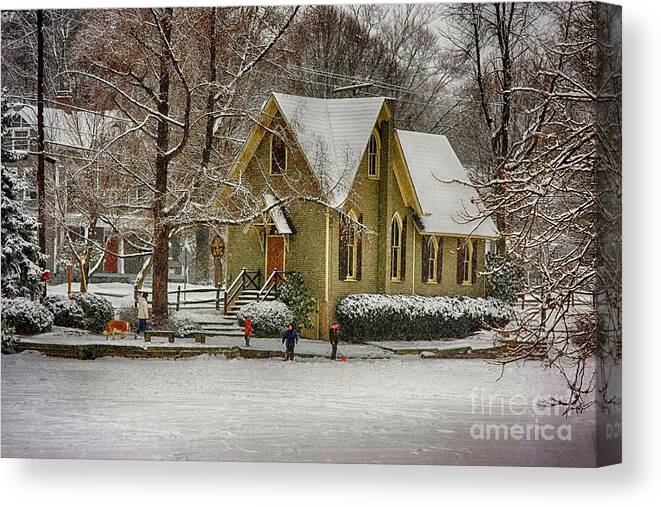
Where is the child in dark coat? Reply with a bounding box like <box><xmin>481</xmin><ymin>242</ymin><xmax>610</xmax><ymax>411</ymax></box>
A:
<box><xmin>329</xmin><ymin>321</ymin><xmax>339</xmax><ymax>360</ymax></box>
<box><xmin>282</xmin><ymin>323</ymin><xmax>299</xmax><ymax>361</ymax></box>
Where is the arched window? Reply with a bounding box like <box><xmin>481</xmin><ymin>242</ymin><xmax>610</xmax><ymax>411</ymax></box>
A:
<box><xmin>426</xmin><ymin>236</ymin><xmax>438</xmax><ymax>282</ymax></box>
<box><xmin>345</xmin><ymin>211</ymin><xmax>358</xmax><ymax>280</ymax></box>
<box><xmin>270</xmin><ymin>129</ymin><xmax>287</xmax><ymax>174</ymax></box>
<box><xmin>462</xmin><ymin>240</ymin><xmax>473</xmax><ymax>284</ymax></box>
<box><xmin>390</xmin><ymin>213</ymin><xmax>403</xmax><ymax>280</ymax></box>
<box><xmin>367</xmin><ymin>130</ymin><xmax>380</xmax><ymax>179</ymax></box>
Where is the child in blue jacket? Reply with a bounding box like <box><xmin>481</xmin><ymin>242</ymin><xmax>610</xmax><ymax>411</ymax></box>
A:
<box><xmin>282</xmin><ymin>323</ymin><xmax>299</xmax><ymax>361</ymax></box>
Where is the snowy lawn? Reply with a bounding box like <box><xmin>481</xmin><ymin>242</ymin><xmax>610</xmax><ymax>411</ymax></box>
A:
<box><xmin>1</xmin><ymin>352</ymin><xmax>596</xmax><ymax>466</ymax></box>
<box><xmin>48</xmin><ymin>282</ymin><xmax>222</xmax><ymax>308</ymax></box>
<box><xmin>370</xmin><ymin>330</ymin><xmax>501</xmax><ymax>352</ymax></box>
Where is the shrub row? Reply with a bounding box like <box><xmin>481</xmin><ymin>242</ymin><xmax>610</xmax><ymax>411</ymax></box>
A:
<box><xmin>1</xmin><ymin>293</ymin><xmax>114</xmax><ymax>335</ymax></box>
<box><xmin>335</xmin><ymin>293</ymin><xmax>514</xmax><ymax>341</ymax></box>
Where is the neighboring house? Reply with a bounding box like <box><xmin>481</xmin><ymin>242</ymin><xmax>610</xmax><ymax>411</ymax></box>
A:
<box><xmin>2</xmin><ymin>95</ymin><xmax>200</xmax><ymax>283</ymax></box>
<box><xmin>225</xmin><ymin>93</ymin><xmax>498</xmax><ymax>339</ymax></box>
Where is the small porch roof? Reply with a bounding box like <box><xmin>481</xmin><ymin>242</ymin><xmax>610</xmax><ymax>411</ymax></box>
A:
<box><xmin>264</xmin><ymin>193</ymin><xmax>293</xmax><ymax>234</ymax></box>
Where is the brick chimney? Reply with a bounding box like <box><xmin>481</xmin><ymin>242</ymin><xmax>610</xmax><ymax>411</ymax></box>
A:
<box><xmin>53</xmin><ymin>90</ymin><xmax>73</xmax><ymax>113</ymax></box>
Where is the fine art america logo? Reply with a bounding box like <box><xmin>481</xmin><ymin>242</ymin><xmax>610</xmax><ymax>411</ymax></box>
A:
<box><xmin>470</xmin><ymin>388</ymin><xmax>572</xmax><ymax>441</ymax></box>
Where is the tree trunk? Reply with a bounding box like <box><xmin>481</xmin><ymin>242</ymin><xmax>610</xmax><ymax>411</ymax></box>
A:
<box><xmin>150</xmin><ymin>9</ymin><xmax>173</xmax><ymax>322</ymax></box>
<box><xmin>79</xmin><ymin>260</ymin><xmax>88</xmax><ymax>293</ymax></box>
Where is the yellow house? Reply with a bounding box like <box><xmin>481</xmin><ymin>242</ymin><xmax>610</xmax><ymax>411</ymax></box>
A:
<box><xmin>224</xmin><ymin>93</ymin><xmax>498</xmax><ymax>339</ymax></box>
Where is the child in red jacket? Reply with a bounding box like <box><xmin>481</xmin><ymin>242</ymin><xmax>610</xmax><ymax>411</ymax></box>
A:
<box><xmin>244</xmin><ymin>316</ymin><xmax>252</xmax><ymax>347</ymax></box>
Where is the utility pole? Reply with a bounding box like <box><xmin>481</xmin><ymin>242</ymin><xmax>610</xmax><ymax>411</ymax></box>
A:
<box><xmin>36</xmin><ymin>10</ymin><xmax>46</xmax><ymax>265</ymax></box>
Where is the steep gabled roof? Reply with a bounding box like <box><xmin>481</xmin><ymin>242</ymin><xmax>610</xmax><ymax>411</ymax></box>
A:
<box><xmin>395</xmin><ymin>129</ymin><xmax>498</xmax><ymax>239</ymax></box>
<box><xmin>272</xmin><ymin>93</ymin><xmax>387</xmax><ymax>208</ymax></box>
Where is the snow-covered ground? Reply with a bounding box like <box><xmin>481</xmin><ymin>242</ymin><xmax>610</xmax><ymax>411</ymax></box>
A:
<box><xmin>370</xmin><ymin>330</ymin><xmax>500</xmax><ymax>352</ymax></box>
<box><xmin>1</xmin><ymin>352</ymin><xmax>596</xmax><ymax>466</ymax></box>
<box><xmin>48</xmin><ymin>282</ymin><xmax>222</xmax><ymax>308</ymax></box>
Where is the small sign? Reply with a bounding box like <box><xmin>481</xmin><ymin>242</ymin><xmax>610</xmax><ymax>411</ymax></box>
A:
<box><xmin>211</xmin><ymin>234</ymin><xmax>225</xmax><ymax>258</ymax></box>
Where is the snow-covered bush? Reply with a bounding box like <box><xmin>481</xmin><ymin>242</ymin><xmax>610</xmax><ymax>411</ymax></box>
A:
<box><xmin>237</xmin><ymin>300</ymin><xmax>294</xmax><ymax>337</ymax></box>
<box><xmin>43</xmin><ymin>294</ymin><xmax>85</xmax><ymax>328</ymax></box>
<box><xmin>168</xmin><ymin>312</ymin><xmax>201</xmax><ymax>338</ymax></box>
<box><xmin>69</xmin><ymin>292</ymin><xmax>114</xmax><ymax>333</ymax></box>
<box><xmin>483</xmin><ymin>253</ymin><xmax>524</xmax><ymax>305</ymax></box>
<box><xmin>336</xmin><ymin>294</ymin><xmax>515</xmax><ymax>341</ymax></box>
<box><xmin>1</xmin><ymin>297</ymin><xmax>53</xmax><ymax>335</ymax></box>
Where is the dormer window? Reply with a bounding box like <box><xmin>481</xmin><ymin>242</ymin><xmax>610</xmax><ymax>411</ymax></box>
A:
<box><xmin>367</xmin><ymin>129</ymin><xmax>380</xmax><ymax>179</ymax></box>
<box><xmin>270</xmin><ymin>129</ymin><xmax>287</xmax><ymax>174</ymax></box>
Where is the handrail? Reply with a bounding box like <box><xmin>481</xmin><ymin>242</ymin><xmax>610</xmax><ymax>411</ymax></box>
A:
<box><xmin>224</xmin><ymin>268</ymin><xmax>246</xmax><ymax>313</ymax></box>
<box><xmin>223</xmin><ymin>268</ymin><xmax>261</xmax><ymax>313</ymax></box>
<box><xmin>257</xmin><ymin>269</ymin><xmax>285</xmax><ymax>302</ymax></box>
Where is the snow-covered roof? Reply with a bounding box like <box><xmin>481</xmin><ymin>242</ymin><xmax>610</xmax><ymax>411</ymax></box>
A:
<box><xmin>395</xmin><ymin>129</ymin><xmax>498</xmax><ymax>239</ymax></box>
<box><xmin>272</xmin><ymin>93</ymin><xmax>386</xmax><ymax>208</ymax></box>
<box><xmin>11</xmin><ymin>103</ymin><xmax>121</xmax><ymax>151</ymax></box>
<box><xmin>264</xmin><ymin>193</ymin><xmax>293</xmax><ymax>234</ymax></box>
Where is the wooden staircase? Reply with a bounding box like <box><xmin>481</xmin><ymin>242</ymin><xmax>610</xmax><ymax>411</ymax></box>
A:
<box><xmin>194</xmin><ymin>269</ymin><xmax>284</xmax><ymax>337</ymax></box>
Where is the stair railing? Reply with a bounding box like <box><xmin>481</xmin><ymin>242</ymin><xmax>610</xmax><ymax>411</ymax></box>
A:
<box><xmin>257</xmin><ymin>269</ymin><xmax>285</xmax><ymax>302</ymax></box>
<box><xmin>223</xmin><ymin>268</ymin><xmax>262</xmax><ymax>313</ymax></box>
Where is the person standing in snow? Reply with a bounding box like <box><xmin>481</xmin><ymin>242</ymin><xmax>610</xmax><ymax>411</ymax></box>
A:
<box><xmin>244</xmin><ymin>315</ymin><xmax>253</xmax><ymax>347</ymax></box>
<box><xmin>329</xmin><ymin>321</ymin><xmax>340</xmax><ymax>360</ymax></box>
<box><xmin>282</xmin><ymin>323</ymin><xmax>299</xmax><ymax>361</ymax></box>
<box><xmin>137</xmin><ymin>292</ymin><xmax>149</xmax><ymax>338</ymax></box>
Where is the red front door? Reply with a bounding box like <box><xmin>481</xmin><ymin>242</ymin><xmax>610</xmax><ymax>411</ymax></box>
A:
<box><xmin>104</xmin><ymin>236</ymin><xmax>118</xmax><ymax>273</ymax></box>
<box><xmin>266</xmin><ymin>235</ymin><xmax>285</xmax><ymax>276</ymax></box>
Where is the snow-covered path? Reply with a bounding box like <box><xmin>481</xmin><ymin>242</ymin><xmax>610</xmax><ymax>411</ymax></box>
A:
<box><xmin>1</xmin><ymin>353</ymin><xmax>596</xmax><ymax>466</ymax></box>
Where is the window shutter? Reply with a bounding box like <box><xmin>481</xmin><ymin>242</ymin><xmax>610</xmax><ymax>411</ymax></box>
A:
<box><xmin>456</xmin><ymin>238</ymin><xmax>464</xmax><ymax>285</ymax></box>
<box><xmin>437</xmin><ymin>237</ymin><xmax>443</xmax><ymax>283</ymax></box>
<box><xmin>421</xmin><ymin>236</ymin><xmax>428</xmax><ymax>283</ymax></box>
<box><xmin>471</xmin><ymin>239</ymin><xmax>478</xmax><ymax>285</ymax></box>
<box><xmin>356</xmin><ymin>213</ymin><xmax>363</xmax><ymax>281</ymax></box>
<box><xmin>339</xmin><ymin>216</ymin><xmax>347</xmax><ymax>280</ymax></box>
<box><xmin>400</xmin><ymin>216</ymin><xmax>407</xmax><ymax>280</ymax></box>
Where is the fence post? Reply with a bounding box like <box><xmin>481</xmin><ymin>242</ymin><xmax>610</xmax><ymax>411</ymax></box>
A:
<box><xmin>216</xmin><ymin>283</ymin><xmax>221</xmax><ymax>311</ymax></box>
<box><xmin>176</xmin><ymin>285</ymin><xmax>181</xmax><ymax>311</ymax></box>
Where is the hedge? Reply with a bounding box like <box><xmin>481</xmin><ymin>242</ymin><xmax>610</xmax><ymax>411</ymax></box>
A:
<box><xmin>336</xmin><ymin>293</ymin><xmax>514</xmax><ymax>341</ymax></box>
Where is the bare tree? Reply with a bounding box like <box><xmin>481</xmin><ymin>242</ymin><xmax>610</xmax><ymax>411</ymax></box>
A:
<box><xmin>444</xmin><ymin>2</ymin><xmax>621</xmax><ymax>412</ymax></box>
<box><xmin>68</xmin><ymin>6</ymin><xmax>299</xmax><ymax>321</ymax></box>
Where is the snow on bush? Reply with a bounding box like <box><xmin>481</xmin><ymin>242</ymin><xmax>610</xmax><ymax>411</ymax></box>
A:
<box><xmin>1</xmin><ymin>297</ymin><xmax>53</xmax><ymax>335</ymax></box>
<box><xmin>69</xmin><ymin>292</ymin><xmax>114</xmax><ymax>333</ymax></box>
<box><xmin>43</xmin><ymin>295</ymin><xmax>85</xmax><ymax>328</ymax></box>
<box><xmin>237</xmin><ymin>300</ymin><xmax>294</xmax><ymax>337</ymax></box>
<box><xmin>169</xmin><ymin>312</ymin><xmax>201</xmax><ymax>338</ymax></box>
<box><xmin>336</xmin><ymin>294</ymin><xmax>514</xmax><ymax>341</ymax></box>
